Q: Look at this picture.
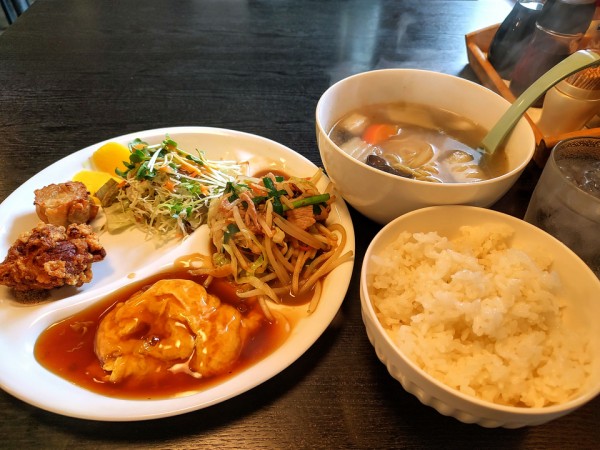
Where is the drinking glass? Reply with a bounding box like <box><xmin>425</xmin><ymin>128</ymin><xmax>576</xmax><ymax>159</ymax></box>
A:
<box><xmin>524</xmin><ymin>136</ymin><xmax>600</xmax><ymax>276</ymax></box>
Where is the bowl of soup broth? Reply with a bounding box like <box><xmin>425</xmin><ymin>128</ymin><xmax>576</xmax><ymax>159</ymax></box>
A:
<box><xmin>315</xmin><ymin>69</ymin><xmax>535</xmax><ymax>224</ymax></box>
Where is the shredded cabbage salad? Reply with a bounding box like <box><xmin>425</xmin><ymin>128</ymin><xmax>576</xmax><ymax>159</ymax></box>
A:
<box><xmin>101</xmin><ymin>136</ymin><xmax>244</xmax><ymax>238</ymax></box>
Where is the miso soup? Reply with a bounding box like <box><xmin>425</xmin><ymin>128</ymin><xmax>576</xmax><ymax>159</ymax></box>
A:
<box><xmin>328</xmin><ymin>102</ymin><xmax>507</xmax><ymax>183</ymax></box>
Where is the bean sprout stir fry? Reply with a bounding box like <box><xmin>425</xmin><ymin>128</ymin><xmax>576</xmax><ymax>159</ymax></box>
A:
<box><xmin>191</xmin><ymin>170</ymin><xmax>353</xmax><ymax>316</ymax></box>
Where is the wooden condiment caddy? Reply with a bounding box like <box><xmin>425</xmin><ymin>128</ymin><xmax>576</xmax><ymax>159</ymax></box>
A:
<box><xmin>465</xmin><ymin>24</ymin><xmax>600</xmax><ymax>167</ymax></box>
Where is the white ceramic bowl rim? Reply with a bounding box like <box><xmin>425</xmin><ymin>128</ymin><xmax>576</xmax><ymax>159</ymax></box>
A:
<box><xmin>360</xmin><ymin>205</ymin><xmax>600</xmax><ymax>415</ymax></box>
<box><xmin>315</xmin><ymin>68</ymin><xmax>535</xmax><ymax>187</ymax></box>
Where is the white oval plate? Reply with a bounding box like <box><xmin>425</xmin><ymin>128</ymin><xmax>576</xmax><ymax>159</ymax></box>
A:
<box><xmin>0</xmin><ymin>126</ymin><xmax>355</xmax><ymax>421</ymax></box>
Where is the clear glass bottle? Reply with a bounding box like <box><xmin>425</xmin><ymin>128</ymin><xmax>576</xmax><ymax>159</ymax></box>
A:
<box><xmin>509</xmin><ymin>0</ymin><xmax>597</xmax><ymax>106</ymax></box>
<box><xmin>488</xmin><ymin>1</ymin><xmax>546</xmax><ymax>79</ymax></box>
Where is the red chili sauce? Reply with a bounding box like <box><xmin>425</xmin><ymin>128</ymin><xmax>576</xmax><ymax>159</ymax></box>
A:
<box><xmin>34</xmin><ymin>269</ymin><xmax>293</xmax><ymax>400</ymax></box>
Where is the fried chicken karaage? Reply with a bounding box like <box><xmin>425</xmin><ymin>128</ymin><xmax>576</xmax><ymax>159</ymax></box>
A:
<box><xmin>0</xmin><ymin>222</ymin><xmax>106</xmax><ymax>300</ymax></box>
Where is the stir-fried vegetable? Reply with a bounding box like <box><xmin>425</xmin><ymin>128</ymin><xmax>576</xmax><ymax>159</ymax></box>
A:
<box><xmin>190</xmin><ymin>170</ymin><xmax>353</xmax><ymax>316</ymax></box>
<box><xmin>97</xmin><ymin>136</ymin><xmax>243</xmax><ymax>238</ymax></box>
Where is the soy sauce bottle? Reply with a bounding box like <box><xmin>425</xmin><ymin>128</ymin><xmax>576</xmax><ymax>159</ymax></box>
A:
<box><xmin>509</xmin><ymin>0</ymin><xmax>597</xmax><ymax>106</ymax></box>
<box><xmin>488</xmin><ymin>1</ymin><xmax>546</xmax><ymax>79</ymax></box>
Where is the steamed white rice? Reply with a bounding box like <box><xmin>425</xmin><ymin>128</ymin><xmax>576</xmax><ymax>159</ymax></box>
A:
<box><xmin>369</xmin><ymin>225</ymin><xmax>591</xmax><ymax>407</ymax></box>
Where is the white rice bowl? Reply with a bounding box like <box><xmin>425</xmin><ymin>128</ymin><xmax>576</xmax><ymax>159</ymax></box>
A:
<box><xmin>360</xmin><ymin>206</ymin><xmax>600</xmax><ymax>428</ymax></box>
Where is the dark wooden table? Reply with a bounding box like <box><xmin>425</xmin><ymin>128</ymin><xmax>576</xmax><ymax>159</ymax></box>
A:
<box><xmin>0</xmin><ymin>0</ymin><xmax>597</xmax><ymax>448</ymax></box>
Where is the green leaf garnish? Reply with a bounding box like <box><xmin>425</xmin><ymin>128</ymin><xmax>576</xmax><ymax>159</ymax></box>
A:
<box><xmin>186</xmin><ymin>154</ymin><xmax>204</xmax><ymax>165</ymax></box>
<box><xmin>224</xmin><ymin>223</ymin><xmax>240</xmax><ymax>243</ymax></box>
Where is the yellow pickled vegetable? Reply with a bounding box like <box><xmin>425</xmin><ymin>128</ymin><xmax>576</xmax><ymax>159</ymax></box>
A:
<box><xmin>92</xmin><ymin>141</ymin><xmax>130</xmax><ymax>175</ymax></box>
<box><xmin>73</xmin><ymin>170</ymin><xmax>119</xmax><ymax>202</ymax></box>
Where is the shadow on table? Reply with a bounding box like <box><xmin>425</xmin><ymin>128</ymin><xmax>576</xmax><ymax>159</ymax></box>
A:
<box><xmin>368</xmin><ymin>360</ymin><xmax>600</xmax><ymax>449</ymax></box>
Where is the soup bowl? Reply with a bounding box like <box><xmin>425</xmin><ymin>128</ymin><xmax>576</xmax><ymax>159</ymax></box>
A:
<box><xmin>315</xmin><ymin>69</ymin><xmax>536</xmax><ymax>224</ymax></box>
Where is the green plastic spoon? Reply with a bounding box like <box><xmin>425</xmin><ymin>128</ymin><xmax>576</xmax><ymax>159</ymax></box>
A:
<box><xmin>480</xmin><ymin>49</ymin><xmax>600</xmax><ymax>154</ymax></box>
